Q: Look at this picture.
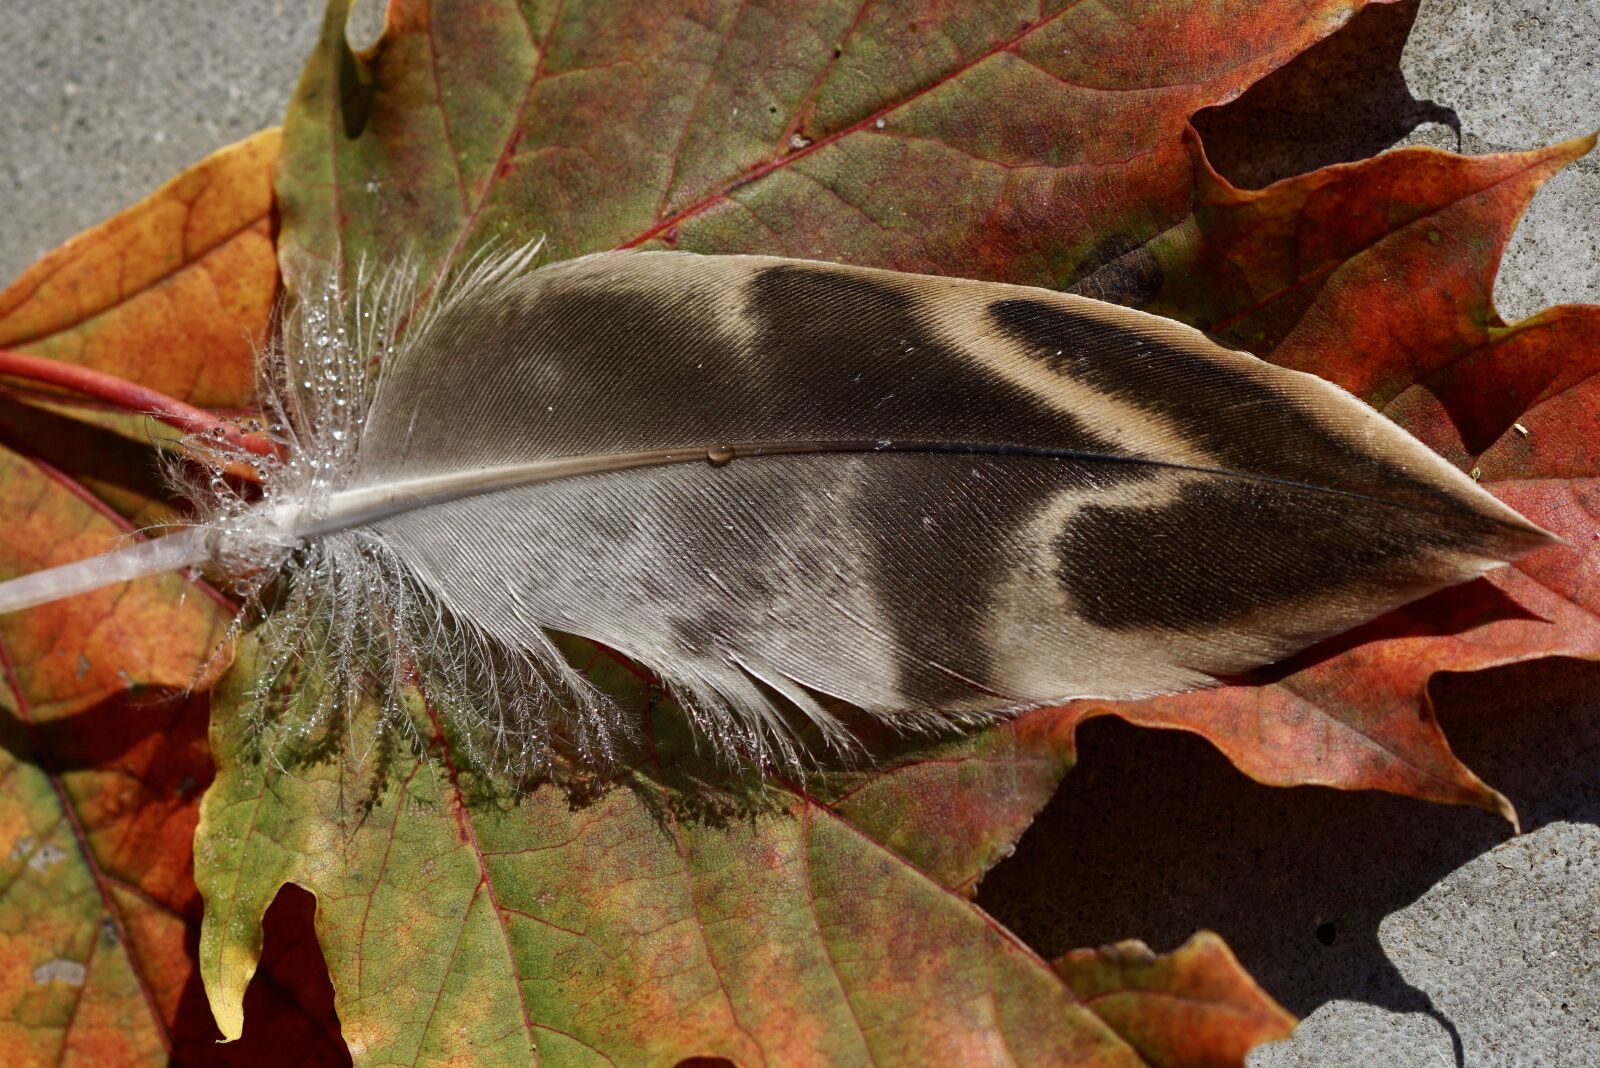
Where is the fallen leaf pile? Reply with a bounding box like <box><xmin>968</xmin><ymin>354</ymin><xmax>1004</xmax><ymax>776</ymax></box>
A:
<box><xmin>0</xmin><ymin>1</ymin><xmax>1593</xmax><ymax>1063</ymax></box>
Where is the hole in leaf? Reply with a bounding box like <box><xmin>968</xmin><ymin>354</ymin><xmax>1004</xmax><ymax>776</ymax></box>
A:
<box><xmin>166</xmin><ymin>882</ymin><xmax>348</xmax><ymax>1064</ymax></box>
<box><xmin>345</xmin><ymin>0</ymin><xmax>388</xmax><ymax>52</ymax></box>
<box><xmin>234</xmin><ymin>884</ymin><xmax>349</xmax><ymax>1064</ymax></box>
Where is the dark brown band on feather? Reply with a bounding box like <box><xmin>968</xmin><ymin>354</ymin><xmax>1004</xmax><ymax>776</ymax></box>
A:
<box><xmin>987</xmin><ymin>295</ymin><xmax>1542</xmax><ymax>629</ymax></box>
<box><xmin>738</xmin><ymin>266</ymin><xmax>1145</xmax><ymax>703</ymax></box>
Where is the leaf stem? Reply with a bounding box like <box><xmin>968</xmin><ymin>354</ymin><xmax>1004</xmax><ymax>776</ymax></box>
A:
<box><xmin>0</xmin><ymin>348</ymin><xmax>279</xmax><ymax>458</ymax></box>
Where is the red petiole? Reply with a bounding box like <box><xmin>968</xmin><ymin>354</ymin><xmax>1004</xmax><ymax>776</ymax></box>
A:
<box><xmin>0</xmin><ymin>348</ymin><xmax>279</xmax><ymax>460</ymax></box>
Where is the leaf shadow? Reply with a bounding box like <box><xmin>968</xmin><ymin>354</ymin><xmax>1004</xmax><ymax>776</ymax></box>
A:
<box><xmin>0</xmin><ymin>394</ymin><xmax>176</xmax><ymax>514</ymax></box>
<box><xmin>0</xmin><ymin>686</ymin><xmax>203</xmax><ymax>781</ymax></box>
<box><xmin>978</xmin><ymin>656</ymin><xmax>1600</xmax><ymax>1043</ymax></box>
<box><xmin>1191</xmin><ymin>0</ymin><xmax>1460</xmax><ymax>190</ymax></box>
<box><xmin>1068</xmin><ymin>0</ymin><xmax>1464</xmax><ymax>317</ymax></box>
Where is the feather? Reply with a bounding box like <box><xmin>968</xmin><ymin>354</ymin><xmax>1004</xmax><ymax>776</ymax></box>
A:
<box><xmin>0</xmin><ymin>248</ymin><xmax>1556</xmax><ymax>772</ymax></box>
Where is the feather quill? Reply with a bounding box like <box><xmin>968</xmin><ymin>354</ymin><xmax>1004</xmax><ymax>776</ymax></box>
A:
<box><xmin>0</xmin><ymin>248</ymin><xmax>1556</xmax><ymax>772</ymax></box>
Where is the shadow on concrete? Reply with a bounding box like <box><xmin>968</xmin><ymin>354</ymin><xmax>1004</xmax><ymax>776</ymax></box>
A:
<box><xmin>977</xmin><ymin>658</ymin><xmax>1600</xmax><ymax>1030</ymax></box>
<box><xmin>1192</xmin><ymin>0</ymin><xmax>1459</xmax><ymax>189</ymax></box>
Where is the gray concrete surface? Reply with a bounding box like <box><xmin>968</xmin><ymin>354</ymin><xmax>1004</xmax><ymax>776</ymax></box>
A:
<box><xmin>1</xmin><ymin>1</ymin><xmax>1595</xmax><ymax>1064</ymax></box>
<box><xmin>0</xmin><ymin>0</ymin><xmax>321</xmax><ymax>280</ymax></box>
<box><xmin>1255</xmin><ymin>822</ymin><xmax>1600</xmax><ymax>1066</ymax></box>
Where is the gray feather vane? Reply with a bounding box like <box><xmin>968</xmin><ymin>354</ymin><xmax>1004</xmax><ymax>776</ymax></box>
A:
<box><xmin>0</xmin><ymin>248</ymin><xmax>1555</xmax><ymax>772</ymax></box>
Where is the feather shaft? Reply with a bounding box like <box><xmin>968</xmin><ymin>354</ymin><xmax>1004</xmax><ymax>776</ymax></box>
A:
<box><xmin>0</xmin><ymin>527</ymin><xmax>212</xmax><ymax>613</ymax></box>
<box><xmin>311</xmin><ymin>439</ymin><xmax>1548</xmax><ymax>539</ymax></box>
<box><xmin>3</xmin><ymin>430</ymin><xmax>1535</xmax><ymax>619</ymax></box>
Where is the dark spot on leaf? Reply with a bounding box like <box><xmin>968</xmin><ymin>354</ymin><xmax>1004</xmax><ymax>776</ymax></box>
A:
<box><xmin>1315</xmin><ymin>921</ymin><xmax>1337</xmax><ymax>946</ymax></box>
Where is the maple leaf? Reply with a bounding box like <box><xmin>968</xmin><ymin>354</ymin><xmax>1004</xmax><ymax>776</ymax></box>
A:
<box><xmin>0</xmin><ymin>133</ymin><xmax>346</xmax><ymax>1064</ymax></box>
<box><xmin>0</xmin><ymin>0</ymin><xmax>1592</xmax><ymax>1063</ymax></box>
<box><xmin>196</xmin><ymin>630</ymin><xmax>1294</xmax><ymax>1064</ymax></box>
<box><xmin>195</xmin><ymin>0</ymin><xmax>1593</xmax><ymax>1061</ymax></box>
